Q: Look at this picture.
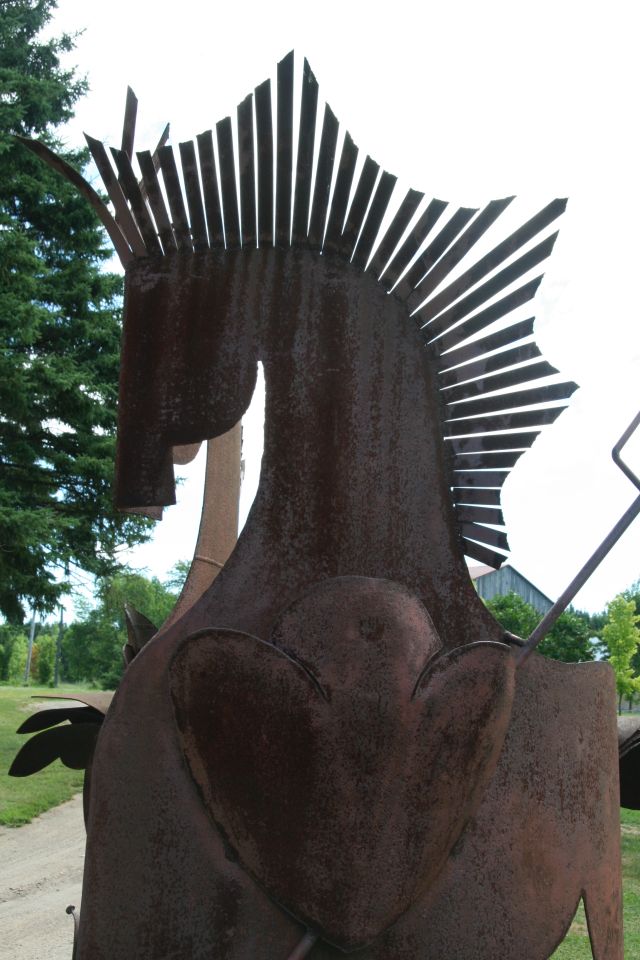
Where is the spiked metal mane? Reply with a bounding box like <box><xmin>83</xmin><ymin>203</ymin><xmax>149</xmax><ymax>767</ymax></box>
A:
<box><xmin>21</xmin><ymin>50</ymin><xmax>578</xmax><ymax>570</ymax></box>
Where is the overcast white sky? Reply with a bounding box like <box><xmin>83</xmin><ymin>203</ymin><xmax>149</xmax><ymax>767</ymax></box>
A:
<box><xmin>48</xmin><ymin>0</ymin><xmax>639</xmax><ymax>615</ymax></box>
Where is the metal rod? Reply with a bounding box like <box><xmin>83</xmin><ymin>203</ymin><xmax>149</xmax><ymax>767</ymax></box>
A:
<box><xmin>516</xmin><ymin>493</ymin><xmax>640</xmax><ymax>667</ymax></box>
<box><xmin>54</xmin><ymin>602</ymin><xmax>64</xmax><ymax>687</ymax></box>
<box><xmin>24</xmin><ymin>608</ymin><xmax>36</xmax><ymax>683</ymax></box>
<box><xmin>66</xmin><ymin>905</ymin><xmax>79</xmax><ymax>960</ymax></box>
<box><xmin>612</xmin><ymin>409</ymin><xmax>640</xmax><ymax>489</ymax></box>
<box><xmin>516</xmin><ymin>408</ymin><xmax>640</xmax><ymax>667</ymax></box>
<box><xmin>285</xmin><ymin>930</ymin><xmax>318</xmax><ymax>960</ymax></box>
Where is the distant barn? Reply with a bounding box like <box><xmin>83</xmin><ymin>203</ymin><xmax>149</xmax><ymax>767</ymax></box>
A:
<box><xmin>469</xmin><ymin>564</ymin><xmax>552</xmax><ymax>615</ymax></box>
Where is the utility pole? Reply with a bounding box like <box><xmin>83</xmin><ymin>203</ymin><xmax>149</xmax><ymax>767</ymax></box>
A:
<box><xmin>23</xmin><ymin>609</ymin><xmax>37</xmax><ymax>684</ymax></box>
<box><xmin>53</xmin><ymin>562</ymin><xmax>69</xmax><ymax>688</ymax></box>
<box><xmin>54</xmin><ymin>603</ymin><xmax>64</xmax><ymax>687</ymax></box>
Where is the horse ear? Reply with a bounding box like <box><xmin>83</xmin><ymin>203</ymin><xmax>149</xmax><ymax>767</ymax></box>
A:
<box><xmin>123</xmin><ymin>603</ymin><xmax>158</xmax><ymax>665</ymax></box>
<box><xmin>15</xmin><ymin>136</ymin><xmax>133</xmax><ymax>267</ymax></box>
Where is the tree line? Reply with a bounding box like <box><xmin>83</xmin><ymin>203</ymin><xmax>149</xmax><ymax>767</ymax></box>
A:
<box><xmin>484</xmin><ymin>583</ymin><xmax>640</xmax><ymax>713</ymax></box>
<box><xmin>0</xmin><ymin>563</ymin><xmax>187</xmax><ymax>689</ymax></box>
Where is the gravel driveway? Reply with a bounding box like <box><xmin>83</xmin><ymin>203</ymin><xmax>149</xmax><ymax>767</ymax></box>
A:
<box><xmin>0</xmin><ymin>795</ymin><xmax>84</xmax><ymax>960</ymax></box>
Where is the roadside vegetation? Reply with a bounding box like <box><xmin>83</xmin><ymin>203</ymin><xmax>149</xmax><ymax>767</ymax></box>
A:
<box><xmin>0</xmin><ymin>565</ymin><xmax>184</xmax><ymax>692</ymax></box>
<box><xmin>0</xmin><ymin>684</ymin><xmax>87</xmax><ymax>825</ymax></box>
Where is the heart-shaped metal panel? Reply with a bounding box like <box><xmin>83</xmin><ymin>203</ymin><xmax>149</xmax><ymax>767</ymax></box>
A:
<box><xmin>170</xmin><ymin>578</ymin><xmax>515</xmax><ymax>950</ymax></box>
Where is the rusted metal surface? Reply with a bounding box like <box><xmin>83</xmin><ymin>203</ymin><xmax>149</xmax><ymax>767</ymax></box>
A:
<box><xmin>238</xmin><ymin>94</ymin><xmax>256</xmax><ymax>249</ymax></box>
<box><xmin>415</xmin><ymin>196</ymin><xmax>564</xmax><ymax>310</ymax></box>
<box><xmin>445</xmin><ymin>410</ymin><xmax>565</xmax><ymax>443</ymax></box>
<box><xmin>286</xmin><ymin>931</ymin><xmax>319</xmax><ymax>960</ymax></box>
<box><xmin>322</xmin><ymin>131</ymin><xmax>358</xmax><ymax>254</ymax></box>
<box><xmin>276</xmin><ymin>50</ymin><xmax>294</xmax><ymax>246</ymax></box>
<box><xmin>217</xmin><ymin>115</ymin><xmax>241</xmax><ymax>248</ymax></box>
<box><xmin>454</xmin><ymin>504</ymin><xmax>504</xmax><ymax>525</ymax></box>
<box><xmin>292</xmin><ymin>59</ymin><xmax>318</xmax><ymax>245</ymax></box>
<box><xmin>30</xmin><ymin>691</ymin><xmax>114</xmax><ymax>713</ymax></box>
<box><xmin>84</xmin><ymin>134</ymin><xmax>146</xmax><ymax>256</ymax></box>
<box><xmin>66</xmin><ymin>905</ymin><xmax>80</xmax><ymax>960</ymax></box>
<box><xmin>179</xmin><ymin>140</ymin><xmax>208</xmax><ymax>252</ymax></box>
<box><xmin>19</xmin><ymin>51</ymin><xmax>625</xmax><ymax>960</ymax></box>
<box><xmin>388</xmin><ymin>202</ymin><xmax>471</xmax><ymax>296</ymax></box>
<box><xmin>337</xmin><ymin>155</ymin><xmax>379</xmax><ymax>256</ymax></box>
<box><xmin>308</xmin><ymin>104</ymin><xmax>338</xmax><ymax>250</ymax></box>
<box><xmin>438</xmin><ymin>315</ymin><xmax>536</xmax><ymax>368</ymax></box>
<box><xmin>136</xmin><ymin>149</ymin><xmax>176</xmax><ymax>253</ymax></box>
<box><xmin>410</xmin><ymin>196</ymin><xmax>515</xmax><ymax>303</ymax></box>
<box><xmin>16</xmin><ymin>137</ymin><xmax>135</xmax><ymax>264</ymax></box>
<box><xmin>366</xmin><ymin>186</ymin><xmax>423</xmax><ymax>278</ymax></box>
<box><xmin>255</xmin><ymin>78</ymin><xmax>274</xmax><ymax>246</ymax></box>
<box><xmin>447</xmin><ymin>431</ymin><xmax>539</xmax><ymax>453</ymax></box>
<box><xmin>120</xmin><ymin>86</ymin><xmax>137</xmax><ymax>159</ymax></box>
<box><xmin>439</xmin><ymin>341</ymin><xmax>542</xmax><ymax>387</ymax></box>
<box><xmin>156</xmin><ymin>145</ymin><xmax>192</xmax><ymax>251</ymax></box>
<box><xmin>170</xmin><ymin>579</ymin><xmax>515</xmax><ymax>950</ymax></box>
<box><xmin>111</xmin><ymin>147</ymin><xmax>162</xmax><ymax>255</ymax></box>
<box><xmin>123</xmin><ymin>602</ymin><xmax>157</xmax><ymax>664</ymax></box>
<box><xmin>351</xmin><ymin>170</ymin><xmax>397</xmax><ymax>270</ymax></box>
<box><xmin>196</xmin><ymin>130</ymin><xmax>225</xmax><ymax>248</ymax></box>
<box><xmin>163</xmin><ymin>425</ymin><xmax>243</xmax><ymax>630</ymax></box>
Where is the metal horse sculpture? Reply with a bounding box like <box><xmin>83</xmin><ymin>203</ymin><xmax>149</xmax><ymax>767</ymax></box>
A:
<box><xmin>21</xmin><ymin>53</ymin><xmax>621</xmax><ymax>959</ymax></box>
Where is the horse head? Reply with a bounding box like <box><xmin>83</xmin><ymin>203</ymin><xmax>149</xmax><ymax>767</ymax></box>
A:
<box><xmin>23</xmin><ymin>52</ymin><xmax>577</xmax><ymax>575</ymax></box>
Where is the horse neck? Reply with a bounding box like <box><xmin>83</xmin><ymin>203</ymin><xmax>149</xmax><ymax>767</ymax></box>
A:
<box><xmin>169</xmin><ymin>249</ymin><xmax>497</xmax><ymax>649</ymax></box>
<box><xmin>222</xmin><ymin>250</ymin><xmax>494</xmax><ymax>648</ymax></box>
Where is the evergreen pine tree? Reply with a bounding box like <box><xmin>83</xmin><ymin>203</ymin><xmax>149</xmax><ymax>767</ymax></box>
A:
<box><xmin>0</xmin><ymin>0</ymin><xmax>151</xmax><ymax>622</ymax></box>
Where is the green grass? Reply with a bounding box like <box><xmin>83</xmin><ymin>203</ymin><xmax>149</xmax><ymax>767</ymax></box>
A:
<box><xmin>0</xmin><ymin>684</ymin><xmax>89</xmax><ymax>825</ymax></box>
<box><xmin>551</xmin><ymin>901</ymin><xmax>591</xmax><ymax>959</ymax></box>
<box><xmin>621</xmin><ymin>808</ymin><xmax>640</xmax><ymax>959</ymax></box>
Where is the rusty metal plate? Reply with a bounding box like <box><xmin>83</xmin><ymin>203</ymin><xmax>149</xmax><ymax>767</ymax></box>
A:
<box><xmin>157</xmin><ymin>144</ymin><xmax>192</xmax><ymax>251</ymax></box>
<box><xmin>255</xmin><ymin>77</ymin><xmax>274</xmax><ymax>246</ymax></box>
<box><xmin>384</xmin><ymin>201</ymin><xmax>465</xmax><ymax>294</ymax></box>
<box><xmin>36</xmin><ymin>692</ymin><xmax>113</xmax><ymax>714</ymax></box>
<box><xmin>308</xmin><ymin>105</ymin><xmax>339</xmax><ymax>250</ymax></box>
<box><xmin>179</xmin><ymin>140</ymin><xmax>208</xmax><ymax>252</ymax></box>
<box><xmin>276</xmin><ymin>50</ymin><xmax>294</xmax><ymax>246</ymax></box>
<box><xmin>322</xmin><ymin>131</ymin><xmax>358</xmax><ymax>253</ymax></box>
<box><xmin>237</xmin><ymin>94</ymin><xmax>256</xmax><ymax>249</ymax></box>
<box><xmin>351</xmin><ymin>170</ymin><xmax>396</xmax><ymax>270</ymax></box>
<box><xmin>366</xmin><ymin>187</ymin><xmax>423</xmax><ymax>279</ymax></box>
<box><xmin>170</xmin><ymin>578</ymin><xmax>515</xmax><ymax>950</ymax></box>
<box><xmin>136</xmin><ymin>149</ymin><xmax>176</xmax><ymax>254</ymax></box>
<box><xmin>196</xmin><ymin>130</ymin><xmax>225</xmax><ymax>248</ymax></box>
<box><xmin>337</xmin><ymin>155</ymin><xmax>379</xmax><ymax>256</ymax></box>
<box><xmin>292</xmin><ymin>59</ymin><xmax>318</xmax><ymax>245</ymax></box>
